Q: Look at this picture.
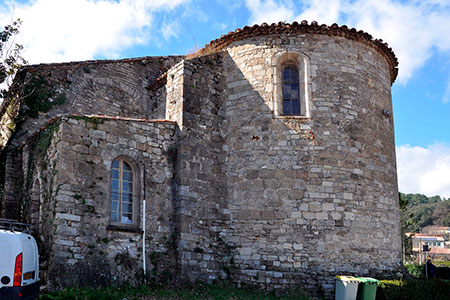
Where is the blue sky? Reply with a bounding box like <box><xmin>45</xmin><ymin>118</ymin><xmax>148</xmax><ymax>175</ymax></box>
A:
<box><xmin>1</xmin><ymin>0</ymin><xmax>449</xmax><ymax>198</ymax></box>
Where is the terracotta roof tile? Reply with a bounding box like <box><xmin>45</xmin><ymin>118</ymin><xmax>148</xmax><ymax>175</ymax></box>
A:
<box><xmin>195</xmin><ymin>21</ymin><xmax>399</xmax><ymax>84</ymax></box>
<box><xmin>413</xmin><ymin>233</ymin><xmax>445</xmax><ymax>237</ymax></box>
<box><xmin>147</xmin><ymin>72</ymin><xmax>167</xmax><ymax>91</ymax></box>
<box><xmin>429</xmin><ymin>248</ymin><xmax>450</xmax><ymax>254</ymax></box>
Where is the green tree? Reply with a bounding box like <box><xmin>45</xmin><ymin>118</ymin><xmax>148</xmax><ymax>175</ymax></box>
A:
<box><xmin>432</xmin><ymin>200</ymin><xmax>450</xmax><ymax>226</ymax></box>
<box><xmin>399</xmin><ymin>192</ymin><xmax>408</xmax><ymax>210</ymax></box>
<box><xmin>0</xmin><ymin>18</ymin><xmax>27</xmax><ymax>150</ymax></box>
<box><xmin>400</xmin><ymin>192</ymin><xmax>450</xmax><ymax>233</ymax></box>
<box><xmin>0</xmin><ymin>18</ymin><xmax>27</xmax><ymax>100</ymax></box>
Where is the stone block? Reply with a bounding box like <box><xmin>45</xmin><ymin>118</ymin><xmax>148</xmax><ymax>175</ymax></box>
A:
<box><xmin>56</xmin><ymin>225</ymin><xmax>78</xmax><ymax>236</ymax></box>
<box><xmin>250</xmin><ymin>210</ymin><xmax>261</xmax><ymax>220</ymax></box>
<box><xmin>309</xmin><ymin>202</ymin><xmax>322</xmax><ymax>212</ymax></box>
<box><xmin>343</xmin><ymin>193</ymin><xmax>353</xmax><ymax>200</ymax></box>
<box><xmin>291</xmin><ymin>211</ymin><xmax>301</xmax><ymax>219</ymax></box>
<box><xmin>303</xmin><ymin>212</ymin><xmax>315</xmax><ymax>220</ymax></box>
<box><xmin>55</xmin><ymin>239</ymin><xmax>74</xmax><ymax>246</ymax></box>
<box><xmin>238</xmin><ymin>209</ymin><xmax>250</xmax><ymax>220</ymax></box>
<box><xmin>261</xmin><ymin>210</ymin><xmax>275</xmax><ymax>220</ymax></box>
<box><xmin>56</xmin><ymin>213</ymin><xmax>81</xmax><ymax>222</ymax></box>
<box><xmin>322</xmin><ymin>203</ymin><xmax>334</xmax><ymax>211</ymax></box>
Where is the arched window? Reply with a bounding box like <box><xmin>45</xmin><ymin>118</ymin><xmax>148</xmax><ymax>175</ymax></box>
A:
<box><xmin>282</xmin><ymin>65</ymin><xmax>300</xmax><ymax>115</ymax></box>
<box><xmin>273</xmin><ymin>51</ymin><xmax>311</xmax><ymax>118</ymax></box>
<box><xmin>111</xmin><ymin>158</ymin><xmax>135</xmax><ymax>225</ymax></box>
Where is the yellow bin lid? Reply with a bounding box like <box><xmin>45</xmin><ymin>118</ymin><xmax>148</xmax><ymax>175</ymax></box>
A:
<box><xmin>336</xmin><ymin>275</ymin><xmax>361</xmax><ymax>282</ymax></box>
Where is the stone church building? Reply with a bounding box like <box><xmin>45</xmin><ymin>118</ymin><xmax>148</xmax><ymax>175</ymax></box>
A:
<box><xmin>0</xmin><ymin>21</ymin><xmax>402</xmax><ymax>295</ymax></box>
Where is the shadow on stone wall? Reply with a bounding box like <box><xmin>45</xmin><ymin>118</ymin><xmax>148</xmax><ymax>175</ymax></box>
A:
<box><xmin>50</xmin><ymin>255</ymin><xmax>112</xmax><ymax>289</ymax></box>
<box><xmin>192</xmin><ymin>46</ymin><xmax>402</xmax><ymax>297</ymax></box>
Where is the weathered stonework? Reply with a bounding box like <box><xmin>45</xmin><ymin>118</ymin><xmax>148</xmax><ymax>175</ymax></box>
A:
<box><xmin>220</xmin><ymin>33</ymin><xmax>400</xmax><ymax>292</ymax></box>
<box><xmin>0</xmin><ymin>22</ymin><xmax>402</xmax><ymax>297</ymax></box>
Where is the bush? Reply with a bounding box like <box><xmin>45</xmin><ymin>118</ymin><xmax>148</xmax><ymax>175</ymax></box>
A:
<box><xmin>405</xmin><ymin>263</ymin><xmax>425</xmax><ymax>278</ymax></box>
<box><xmin>377</xmin><ymin>279</ymin><xmax>450</xmax><ymax>300</ymax></box>
<box><xmin>405</xmin><ymin>262</ymin><xmax>450</xmax><ymax>280</ymax></box>
<box><xmin>435</xmin><ymin>260</ymin><xmax>450</xmax><ymax>267</ymax></box>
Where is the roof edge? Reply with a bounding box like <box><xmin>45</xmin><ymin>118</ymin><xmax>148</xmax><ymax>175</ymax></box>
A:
<box><xmin>196</xmin><ymin>21</ymin><xmax>398</xmax><ymax>84</ymax></box>
<box><xmin>22</xmin><ymin>55</ymin><xmax>185</xmax><ymax>72</ymax></box>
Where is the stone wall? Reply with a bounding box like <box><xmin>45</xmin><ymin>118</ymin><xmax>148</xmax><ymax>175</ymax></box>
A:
<box><xmin>220</xmin><ymin>34</ymin><xmax>401</xmax><ymax>294</ymax></box>
<box><xmin>1</xmin><ymin>56</ymin><xmax>182</xmax><ymax>224</ymax></box>
<box><xmin>165</xmin><ymin>54</ymin><xmax>230</xmax><ymax>281</ymax></box>
<box><xmin>165</xmin><ymin>61</ymin><xmax>185</xmax><ymax>128</ymax></box>
<box><xmin>6</xmin><ymin>56</ymin><xmax>182</xmax><ymax>149</ymax></box>
<box><xmin>0</xmin><ymin>148</ymin><xmax>23</xmax><ymax>219</ymax></box>
<box><xmin>21</xmin><ymin>116</ymin><xmax>177</xmax><ymax>288</ymax></box>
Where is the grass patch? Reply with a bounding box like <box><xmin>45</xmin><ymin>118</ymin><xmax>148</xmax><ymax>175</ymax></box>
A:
<box><xmin>40</xmin><ymin>282</ymin><xmax>313</xmax><ymax>300</ymax></box>
<box><xmin>40</xmin><ymin>285</ymin><xmax>150</xmax><ymax>300</ymax></box>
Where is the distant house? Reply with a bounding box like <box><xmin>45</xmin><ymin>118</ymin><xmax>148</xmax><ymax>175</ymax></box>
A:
<box><xmin>411</xmin><ymin>233</ymin><xmax>445</xmax><ymax>252</ymax></box>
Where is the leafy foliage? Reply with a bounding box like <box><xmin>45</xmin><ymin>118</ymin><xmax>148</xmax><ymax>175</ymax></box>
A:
<box><xmin>377</xmin><ymin>279</ymin><xmax>450</xmax><ymax>300</ymax></box>
<box><xmin>0</xmin><ymin>18</ymin><xmax>27</xmax><ymax>100</ymax></box>
<box><xmin>405</xmin><ymin>263</ymin><xmax>425</xmax><ymax>278</ymax></box>
<box><xmin>398</xmin><ymin>192</ymin><xmax>408</xmax><ymax>210</ymax></box>
<box><xmin>435</xmin><ymin>261</ymin><xmax>450</xmax><ymax>267</ymax></box>
<box><xmin>20</xmin><ymin>75</ymin><xmax>66</xmax><ymax>118</ymax></box>
<box><xmin>401</xmin><ymin>193</ymin><xmax>444</xmax><ymax>207</ymax></box>
<box><xmin>34</xmin><ymin>119</ymin><xmax>61</xmax><ymax>159</ymax></box>
<box><xmin>400</xmin><ymin>192</ymin><xmax>450</xmax><ymax>233</ymax></box>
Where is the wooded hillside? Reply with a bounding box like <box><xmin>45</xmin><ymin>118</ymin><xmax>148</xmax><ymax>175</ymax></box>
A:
<box><xmin>400</xmin><ymin>193</ymin><xmax>450</xmax><ymax>233</ymax></box>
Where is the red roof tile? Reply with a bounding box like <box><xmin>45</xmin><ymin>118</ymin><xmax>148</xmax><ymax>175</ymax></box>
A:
<box><xmin>195</xmin><ymin>21</ymin><xmax>398</xmax><ymax>84</ymax></box>
<box><xmin>429</xmin><ymin>248</ymin><xmax>450</xmax><ymax>254</ymax></box>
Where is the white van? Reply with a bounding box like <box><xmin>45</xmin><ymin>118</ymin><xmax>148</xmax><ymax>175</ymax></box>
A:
<box><xmin>0</xmin><ymin>219</ymin><xmax>40</xmax><ymax>300</ymax></box>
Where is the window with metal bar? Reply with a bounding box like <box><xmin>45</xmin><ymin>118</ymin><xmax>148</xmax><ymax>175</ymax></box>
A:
<box><xmin>111</xmin><ymin>159</ymin><xmax>134</xmax><ymax>224</ymax></box>
<box><xmin>282</xmin><ymin>65</ymin><xmax>300</xmax><ymax>116</ymax></box>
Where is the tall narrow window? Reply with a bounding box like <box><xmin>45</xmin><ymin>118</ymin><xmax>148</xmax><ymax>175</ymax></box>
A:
<box><xmin>282</xmin><ymin>65</ymin><xmax>300</xmax><ymax>115</ymax></box>
<box><xmin>111</xmin><ymin>159</ymin><xmax>134</xmax><ymax>224</ymax></box>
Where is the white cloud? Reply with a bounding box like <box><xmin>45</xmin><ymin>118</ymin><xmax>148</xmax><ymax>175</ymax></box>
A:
<box><xmin>340</xmin><ymin>0</ymin><xmax>450</xmax><ymax>85</ymax></box>
<box><xmin>397</xmin><ymin>144</ymin><xmax>450</xmax><ymax>199</ymax></box>
<box><xmin>245</xmin><ymin>0</ymin><xmax>295</xmax><ymax>25</ymax></box>
<box><xmin>244</xmin><ymin>0</ymin><xmax>450</xmax><ymax>85</ymax></box>
<box><xmin>161</xmin><ymin>20</ymin><xmax>180</xmax><ymax>41</ymax></box>
<box><xmin>0</xmin><ymin>0</ymin><xmax>189</xmax><ymax>64</ymax></box>
<box><xmin>298</xmin><ymin>0</ymin><xmax>343</xmax><ymax>25</ymax></box>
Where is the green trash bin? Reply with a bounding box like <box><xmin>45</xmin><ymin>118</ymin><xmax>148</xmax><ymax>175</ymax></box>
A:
<box><xmin>356</xmin><ymin>277</ymin><xmax>379</xmax><ymax>300</ymax></box>
<box><xmin>335</xmin><ymin>276</ymin><xmax>361</xmax><ymax>300</ymax></box>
